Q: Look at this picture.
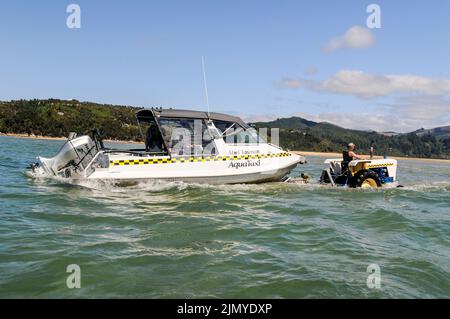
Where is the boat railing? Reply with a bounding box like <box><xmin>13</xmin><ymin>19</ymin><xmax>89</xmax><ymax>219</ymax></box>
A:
<box><xmin>104</xmin><ymin>149</ymin><xmax>169</xmax><ymax>157</ymax></box>
<box><xmin>82</xmin><ymin>150</ymin><xmax>107</xmax><ymax>178</ymax></box>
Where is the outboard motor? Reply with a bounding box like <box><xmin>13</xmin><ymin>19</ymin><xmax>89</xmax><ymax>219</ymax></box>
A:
<box><xmin>33</xmin><ymin>135</ymin><xmax>101</xmax><ymax>178</ymax></box>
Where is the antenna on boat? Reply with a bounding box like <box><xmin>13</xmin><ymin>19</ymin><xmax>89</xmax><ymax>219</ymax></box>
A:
<box><xmin>201</xmin><ymin>56</ymin><xmax>211</xmax><ymax>119</ymax></box>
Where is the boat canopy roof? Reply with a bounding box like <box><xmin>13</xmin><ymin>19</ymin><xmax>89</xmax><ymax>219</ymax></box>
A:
<box><xmin>136</xmin><ymin>108</ymin><xmax>247</xmax><ymax>127</ymax></box>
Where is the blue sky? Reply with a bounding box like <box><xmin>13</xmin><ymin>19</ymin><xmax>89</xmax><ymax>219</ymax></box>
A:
<box><xmin>1</xmin><ymin>0</ymin><xmax>450</xmax><ymax>131</ymax></box>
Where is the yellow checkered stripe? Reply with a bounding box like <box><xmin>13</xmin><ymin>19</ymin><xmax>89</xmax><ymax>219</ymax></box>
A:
<box><xmin>368</xmin><ymin>163</ymin><xmax>394</xmax><ymax>168</ymax></box>
<box><xmin>110</xmin><ymin>152</ymin><xmax>292</xmax><ymax>166</ymax></box>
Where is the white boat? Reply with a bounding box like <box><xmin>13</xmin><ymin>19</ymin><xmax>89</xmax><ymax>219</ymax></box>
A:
<box><xmin>26</xmin><ymin>108</ymin><xmax>305</xmax><ymax>184</ymax></box>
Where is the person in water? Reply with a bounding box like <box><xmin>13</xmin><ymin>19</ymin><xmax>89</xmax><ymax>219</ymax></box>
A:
<box><xmin>346</xmin><ymin>143</ymin><xmax>366</xmax><ymax>160</ymax></box>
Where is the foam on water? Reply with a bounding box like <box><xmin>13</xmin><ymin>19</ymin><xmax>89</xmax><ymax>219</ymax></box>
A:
<box><xmin>26</xmin><ymin>171</ymin><xmax>432</xmax><ymax>193</ymax></box>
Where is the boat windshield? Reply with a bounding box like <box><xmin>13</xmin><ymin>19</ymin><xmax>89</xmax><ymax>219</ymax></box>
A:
<box><xmin>213</xmin><ymin>120</ymin><xmax>259</xmax><ymax>144</ymax></box>
<box><xmin>158</xmin><ymin>117</ymin><xmax>216</xmax><ymax>156</ymax></box>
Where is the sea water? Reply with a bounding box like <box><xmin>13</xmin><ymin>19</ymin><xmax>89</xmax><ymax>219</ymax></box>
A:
<box><xmin>0</xmin><ymin>136</ymin><xmax>449</xmax><ymax>298</ymax></box>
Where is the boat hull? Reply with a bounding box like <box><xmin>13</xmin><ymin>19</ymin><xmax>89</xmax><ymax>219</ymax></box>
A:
<box><xmin>89</xmin><ymin>162</ymin><xmax>299</xmax><ymax>186</ymax></box>
<box><xmin>87</xmin><ymin>152</ymin><xmax>304</xmax><ymax>185</ymax></box>
<box><xmin>26</xmin><ymin>137</ymin><xmax>305</xmax><ymax>186</ymax></box>
<box><xmin>26</xmin><ymin>155</ymin><xmax>302</xmax><ymax>186</ymax></box>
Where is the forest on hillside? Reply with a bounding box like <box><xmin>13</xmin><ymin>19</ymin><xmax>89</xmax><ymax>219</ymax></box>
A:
<box><xmin>1</xmin><ymin>99</ymin><xmax>450</xmax><ymax>159</ymax></box>
<box><xmin>252</xmin><ymin>117</ymin><xmax>450</xmax><ymax>159</ymax></box>
<box><xmin>0</xmin><ymin>99</ymin><xmax>143</xmax><ymax>141</ymax></box>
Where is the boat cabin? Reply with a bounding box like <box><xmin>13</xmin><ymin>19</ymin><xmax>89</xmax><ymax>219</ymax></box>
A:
<box><xmin>134</xmin><ymin>108</ymin><xmax>263</xmax><ymax>158</ymax></box>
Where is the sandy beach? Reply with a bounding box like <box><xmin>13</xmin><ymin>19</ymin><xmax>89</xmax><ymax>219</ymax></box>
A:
<box><xmin>293</xmin><ymin>151</ymin><xmax>450</xmax><ymax>164</ymax></box>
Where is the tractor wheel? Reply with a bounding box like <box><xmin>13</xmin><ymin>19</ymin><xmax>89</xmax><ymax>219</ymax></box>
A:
<box><xmin>350</xmin><ymin>170</ymin><xmax>382</xmax><ymax>189</ymax></box>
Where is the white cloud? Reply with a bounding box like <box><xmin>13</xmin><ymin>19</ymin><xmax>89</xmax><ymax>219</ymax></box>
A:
<box><xmin>278</xmin><ymin>77</ymin><xmax>303</xmax><ymax>89</ymax></box>
<box><xmin>323</xmin><ymin>71</ymin><xmax>450</xmax><ymax>98</ymax></box>
<box><xmin>275</xmin><ymin>71</ymin><xmax>450</xmax><ymax>131</ymax></box>
<box><xmin>307</xmin><ymin>94</ymin><xmax>450</xmax><ymax>132</ymax></box>
<box><xmin>241</xmin><ymin>109</ymin><xmax>406</xmax><ymax>132</ymax></box>
<box><xmin>278</xmin><ymin>70</ymin><xmax>450</xmax><ymax>99</ymax></box>
<box><xmin>273</xmin><ymin>71</ymin><xmax>450</xmax><ymax>131</ymax></box>
<box><xmin>304</xmin><ymin>67</ymin><xmax>319</xmax><ymax>76</ymax></box>
<box><xmin>292</xmin><ymin>105</ymin><xmax>450</xmax><ymax>132</ymax></box>
<box><xmin>240</xmin><ymin>102</ymin><xmax>450</xmax><ymax>132</ymax></box>
<box><xmin>277</xmin><ymin>77</ymin><xmax>320</xmax><ymax>91</ymax></box>
<box><xmin>240</xmin><ymin>113</ymin><xmax>280</xmax><ymax>123</ymax></box>
<box><xmin>324</xmin><ymin>26</ymin><xmax>375</xmax><ymax>52</ymax></box>
<box><xmin>395</xmin><ymin>95</ymin><xmax>450</xmax><ymax>122</ymax></box>
<box><xmin>302</xmin><ymin>112</ymin><xmax>396</xmax><ymax>131</ymax></box>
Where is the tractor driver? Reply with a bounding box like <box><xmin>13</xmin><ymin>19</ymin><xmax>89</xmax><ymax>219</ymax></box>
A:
<box><xmin>346</xmin><ymin>143</ymin><xmax>366</xmax><ymax>160</ymax></box>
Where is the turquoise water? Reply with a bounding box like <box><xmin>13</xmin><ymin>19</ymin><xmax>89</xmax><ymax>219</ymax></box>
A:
<box><xmin>0</xmin><ymin>136</ymin><xmax>449</xmax><ymax>298</ymax></box>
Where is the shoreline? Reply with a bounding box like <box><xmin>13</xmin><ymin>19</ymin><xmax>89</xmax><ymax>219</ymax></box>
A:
<box><xmin>293</xmin><ymin>151</ymin><xmax>450</xmax><ymax>164</ymax></box>
<box><xmin>2</xmin><ymin>133</ymin><xmax>449</xmax><ymax>163</ymax></box>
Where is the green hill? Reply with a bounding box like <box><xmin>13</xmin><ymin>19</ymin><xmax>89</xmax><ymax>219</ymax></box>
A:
<box><xmin>0</xmin><ymin>99</ymin><xmax>142</xmax><ymax>141</ymax></box>
<box><xmin>414</xmin><ymin>126</ymin><xmax>450</xmax><ymax>140</ymax></box>
<box><xmin>1</xmin><ymin>99</ymin><xmax>449</xmax><ymax>159</ymax></box>
<box><xmin>251</xmin><ymin>117</ymin><xmax>450</xmax><ymax>159</ymax></box>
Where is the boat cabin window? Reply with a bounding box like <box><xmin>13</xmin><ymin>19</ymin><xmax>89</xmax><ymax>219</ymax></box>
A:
<box><xmin>213</xmin><ymin>120</ymin><xmax>258</xmax><ymax>144</ymax></box>
<box><xmin>158</xmin><ymin>118</ymin><xmax>216</xmax><ymax>156</ymax></box>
